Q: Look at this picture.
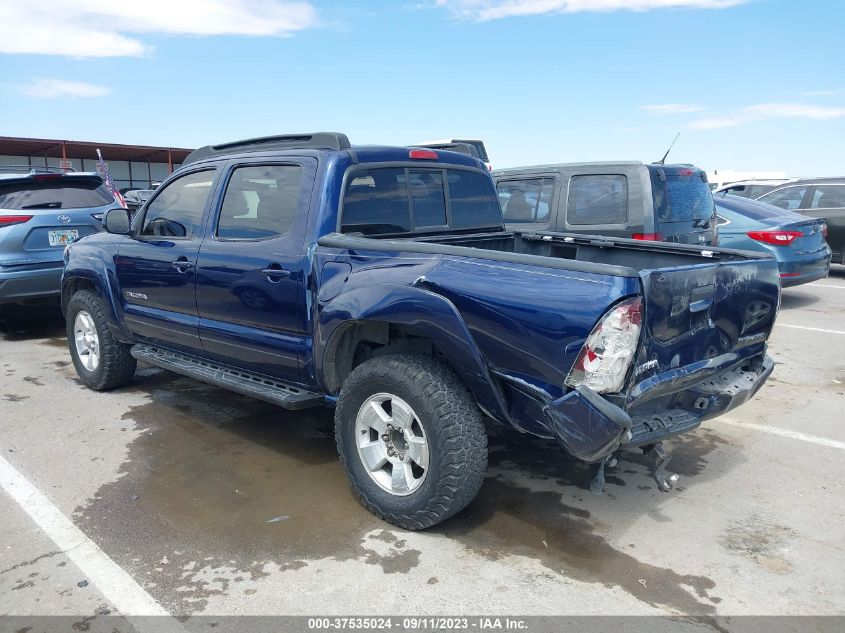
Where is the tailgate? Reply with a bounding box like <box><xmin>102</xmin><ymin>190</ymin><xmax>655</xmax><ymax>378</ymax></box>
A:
<box><xmin>628</xmin><ymin>256</ymin><xmax>780</xmax><ymax>404</ymax></box>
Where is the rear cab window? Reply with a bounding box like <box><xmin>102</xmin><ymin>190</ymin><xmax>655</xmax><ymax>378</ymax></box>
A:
<box><xmin>0</xmin><ymin>178</ymin><xmax>114</xmax><ymax>210</ymax></box>
<box><xmin>648</xmin><ymin>166</ymin><xmax>715</xmax><ymax>225</ymax></box>
<box><xmin>341</xmin><ymin>166</ymin><xmax>500</xmax><ymax>235</ymax></box>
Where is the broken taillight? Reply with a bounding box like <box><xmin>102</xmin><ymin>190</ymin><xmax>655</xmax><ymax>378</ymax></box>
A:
<box><xmin>565</xmin><ymin>297</ymin><xmax>643</xmax><ymax>394</ymax></box>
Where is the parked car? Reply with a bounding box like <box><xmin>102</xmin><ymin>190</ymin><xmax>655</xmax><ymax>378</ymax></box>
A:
<box><xmin>494</xmin><ymin>162</ymin><xmax>717</xmax><ymax>245</ymax></box>
<box><xmin>0</xmin><ymin>168</ymin><xmax>115</xmax><ymax>307</ymax></box>
<box><xmin>62</xmin><ymin>133</ymin><xmax>779</xmax><ymax>529</ymax></box>
<box><xmin>123</xmin><ymin>189</ymin><xmax>154</xmax><ymax>217</ymax></box>
<box><xmin>713</xmin><ymin>179</ymin><xmax>793</xmax><ymax>199</ymax></box>
<box><xmin>417</xmin><ymin>138</ymin><xmax>490</xmax><ymax>166</ymax></box>
<box><xmin>715</xmin><ymin>195</ymin><xmax>830</xmax><ymax>286</ymax></box>
<box><xmin>751</xmin><ymin>178</ymin><xmax>845</xmax><ymax>265</ymax></box>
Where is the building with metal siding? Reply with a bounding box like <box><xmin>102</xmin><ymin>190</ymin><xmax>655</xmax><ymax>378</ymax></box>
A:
<box><xmin>0</xmin><ymin>136</ymin><xmax>193</xmax><ymax>192</ymax></box>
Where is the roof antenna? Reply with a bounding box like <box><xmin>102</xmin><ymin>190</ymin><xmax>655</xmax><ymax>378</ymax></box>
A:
<box><xmin>656</xmin><ymin>132</ymin><xmax>680</xmax><ymax>165</ymax></box>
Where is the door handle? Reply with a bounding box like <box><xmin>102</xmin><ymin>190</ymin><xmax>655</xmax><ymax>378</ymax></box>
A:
<box><xmin>261</xmin><ymin>263</ymin><xmax>291</xmax><ymax>282</ymax></box>
<box><xmin>172</xmin><ymin>258</ymin><xmax>193</xmax><ymax>272</ymax></box>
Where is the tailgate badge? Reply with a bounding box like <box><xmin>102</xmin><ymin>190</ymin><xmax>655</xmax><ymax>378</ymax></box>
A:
<box><xmin>635</xmin><ymin>359</ymin><xmax>659</xmax><ymax>376</ymax></box>
<box><xmin>58</xmin><ymin>215</ymin><xmax>71</xmax><ymax>224</ymax></box>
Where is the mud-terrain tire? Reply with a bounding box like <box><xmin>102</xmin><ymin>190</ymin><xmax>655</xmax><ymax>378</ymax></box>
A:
<box><xmin>335</xmin><ymin>353</ymin><xmax>487</xmax><ymax>530</ymax></box>
<box><xmin>66</xmin><ymin>290</ymin><xmax>136</xmax><ymax>391</ymax></box>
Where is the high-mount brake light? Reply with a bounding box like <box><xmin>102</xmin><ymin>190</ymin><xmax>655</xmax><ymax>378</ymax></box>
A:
<box><xmin>0</xmin><ymin>215</ymin><xmax>33</xmax><ymax>227</ymax></box>
<box><xmin>32</xmin><ymin>173</ymin><xmax>62</xmax><ymax>181</ymax></box>
<box><xmin>409</xmin><ymin>149</ymin><xmax>438</xmax><ymax>160</ymax></box>
<box><xmin>677</xmin><ymin>168</ymin><xmax>695</xmax><ymax>176</ymax></box>
<box><xmin>632</xmin><ymin>232</ymin><xmax>664</xmax><ymax>241</ymax></box>
<box><xmin>565</xmin><ymin>297</ymin><xmax>643</xmax><ymax>394</ymax></box>
<box><xmin>746</xmin><ymin>230</ymin><xmax>801</xmax><ymax>246</ymax></box>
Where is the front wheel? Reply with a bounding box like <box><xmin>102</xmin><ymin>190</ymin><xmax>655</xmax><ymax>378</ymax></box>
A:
<box><xmin>66</xmin><ymin>290</ymin><xmax>137</xmax><ymax>391</ymax></box>
<box><xmin>335</xmin><ymin>353</ymin><xmax>488</xmax><ymax>530</ymax></box>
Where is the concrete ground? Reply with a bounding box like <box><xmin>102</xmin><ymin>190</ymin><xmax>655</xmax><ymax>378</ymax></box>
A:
<box><xmin>1</xmin><ymin>272</ymin><xmax>844</xmax><ymax>627</ymax></box>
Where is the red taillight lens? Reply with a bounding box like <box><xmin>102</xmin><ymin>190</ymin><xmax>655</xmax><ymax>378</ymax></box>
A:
<box><xmin>632</xmin><ymin>232</ymin><xmax>664</xmax><ymax>241</ymax></box>
<box><xmin>821</xmin><ymin>223</ymin><xmax>828</xmax><ymax>238</ymax></box>
<box><xmin>565</xmin><ymin>297</ymin><xmax>643</xmax><ymax>394</ymax></box>
<box><xmin>409</xmin><ymin>149</ymin><xmax>438</xmax><ymax>160</ymax></box>
<box><xmin>32</xmin><ymin>173</ymin><xmax>62</xmax><ymax>181</ymax></box>
<box><xmin>746</xmin><ymin>230</ymin><xmax>802</xmax><ymax>246</ymax></box>
<box><xmin>0</xmin><ymin>215</ymin><xmax>33</xmax><ymax>227</ymax></box>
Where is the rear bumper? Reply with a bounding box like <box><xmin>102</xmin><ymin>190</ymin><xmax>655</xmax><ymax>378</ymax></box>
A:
<box><xmin>0</xmin><ymin>265</ymin><xmax>63</xmax><ymax>305</ymax></box>
<box><xmin>777</xmin><ymin>250</ymin><xmax>831</xmax><ymax>287</ymax></box>
<box><xmin>543</xmin><ymin>355</ymin><xmax>774</xmax><ymax>462</ymax></box>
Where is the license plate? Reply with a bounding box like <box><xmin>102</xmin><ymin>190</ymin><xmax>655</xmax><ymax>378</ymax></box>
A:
<box><xmin>48</xmin><ymin>229</ymin><xmax>79</xmax><ymax>247</ymax></box>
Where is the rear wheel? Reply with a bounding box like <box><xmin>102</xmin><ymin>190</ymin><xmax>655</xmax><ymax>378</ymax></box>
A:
<box><xmin>335</xmin><ymin>353</ymin><xmax>487</xmax><ymax>530</ymax></box>
<box><xmin>66</xmin><ymin>290</ymin><xmax>136</xmax><ymax>391</ymax></box>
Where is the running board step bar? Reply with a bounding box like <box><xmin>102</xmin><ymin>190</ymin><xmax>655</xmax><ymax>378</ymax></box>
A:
<box><xmin>130</xmin><ymin>345</ymin><xmax>324</xmax><ymax>410</ymax></box>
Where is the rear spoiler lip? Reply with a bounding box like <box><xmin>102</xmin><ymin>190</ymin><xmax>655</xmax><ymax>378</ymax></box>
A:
<box><xmin>0</xmin><ymin>172</ymin><xmax>104</xmax><ymax>185</ymax></box>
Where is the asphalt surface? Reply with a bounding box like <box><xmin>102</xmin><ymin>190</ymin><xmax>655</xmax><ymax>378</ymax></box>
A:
<box><xmin>1</xmin><ymin>272</ymin><xmax>844</xmax><ymax>626</ymax></box>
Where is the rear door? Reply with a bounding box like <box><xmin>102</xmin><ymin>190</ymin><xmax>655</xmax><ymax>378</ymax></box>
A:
<box><xmin>0</xmin><ymin>174</ymin><xmax>112</xmax><ymax>268</ymax></box>
<box><xmin>116</xmin><ymin>168</ymin><xmax>218</xmax><ymax>353</ymax></box>
<box><xmin>195</xmin><ymin>159</ymin><xmax>317</xmax><ymax>383</ymax></box>
<box><xmin>804</xmin><ymin>184</ymin><xmax>845</xmax><ymax>263</ymax></box>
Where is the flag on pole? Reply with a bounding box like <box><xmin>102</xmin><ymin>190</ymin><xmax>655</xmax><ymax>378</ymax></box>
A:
<box><xmin>96</xmin><ymin>149</ymin><xmax>126</xmax><ymax>208</ymax></box>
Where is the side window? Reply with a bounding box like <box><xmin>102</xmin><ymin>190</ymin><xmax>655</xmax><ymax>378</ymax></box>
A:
<box><xmin>217</xmin><ymin>165</ymin><xmax>303</xmax><ymax>240</ymax></box>
<box><xmin>140</xmin><ymin>170</ymin><xmax>215</xmax><ymax>238</ymax></box>
<box><xmin>809</xmin><ymin>185</ymin><xmax>845</xmax><ymax>209</ymax></box>
<box><xmin>497</xmin><ymin>178</ymin><xmax>555</xmax><ymax>223</ymax></box>
<box><xmin>758</xmin><ymin>186</ymin><xmax>807</xmax><ymax>210</ymax></box>
<box><xmin>567</xmin><ymin>175</ymin><xmax>627</xmax><ymax>225</ymax></box>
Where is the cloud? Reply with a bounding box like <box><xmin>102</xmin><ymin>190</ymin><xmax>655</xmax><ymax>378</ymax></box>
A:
<box><xmin>17</xmin><ymin>78</ymin><xmax>111</xmax><ymax>99</ymax></box>
<box><xmin>435</xmin><ymin>0</ymin><xmax>747</xmax><ymax>21</ymax></box>
<box><xmin>641</xmin><ymin>103</ymin><xmax>706</xmax><ymax>114</ymax></box>
<box><xmin>0</xmin><ymin>0</ymin><xmax>319</xmax><ymax>58</ymax></box>
<box><xmin>688</xmin><ymin>102</ymin><xmax>845</xmax><ymax>130</ymax></box>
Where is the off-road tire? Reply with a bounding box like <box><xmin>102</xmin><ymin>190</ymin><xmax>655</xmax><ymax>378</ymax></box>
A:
<box><xmin>66</xmin><ymin>290</ymin><xmax>136</xmax><ymax>391</ymax></box>
<box><xmin>335</xmin><ymin>353</ymin><xmax>488</xmax><ymax>530</ymax></box>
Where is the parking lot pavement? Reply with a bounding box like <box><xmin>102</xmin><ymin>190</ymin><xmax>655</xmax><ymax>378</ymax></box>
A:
<box><xmin>1</xmin><ymin>272</ymin><xmax>843</xmax><ymax>621</ymax></box>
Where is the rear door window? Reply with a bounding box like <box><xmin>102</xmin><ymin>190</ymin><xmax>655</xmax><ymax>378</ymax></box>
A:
<box><xmin>217</xmin><ymin>165</ymin><xmax>303</xmax><ymax>240</ymax></box>
<box><xmin>567</xmin><ymin>175</ymin><xmax>627</xmax><ymax>225</ymax></box>
<box><xmin>341</xmin><ymin>167</ymin><xmax>500</xmax><ymax>235</ymax></box>
<box><xmin>808</xmin><ymin>185</ymin><xmax>845</xmax><ymax>209</ymax></box>
<box><xmin>757</xmin><ymin>186</ymin><xmax>808</xmax><ymax>211</ymax></box>
<box><xmin>0</xmin><ymin>178</ymin><xmax>114</xmax><ymax>209</ymax></box>
<box><xmin>497</xmin><ymin>178</ymin><xmax>554</xmax><ymax>223</ymax></box>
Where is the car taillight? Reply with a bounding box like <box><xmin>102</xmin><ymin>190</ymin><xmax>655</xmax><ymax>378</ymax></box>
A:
<box><xmin>632</xmin><ymin>232</ymin><xmax>664</xmax><ymax>241</ymax></box>
<box><xmin>565</xmin><ymin>297</ymin><xmax>642</xmax><ymax>394</ymax></box>
<box><xmin>746</xmin><ymin>230</ymin><xmax>802</xmax><ymax>246</ymax></box>
<box><xmin>0</xmin><ymin>215</ymin><xmax>33</xmax><ymax>227</ymax></box>
<box><xmin>821</xmin><ymin>223</ymin><xmax>828</xmax><ymax>238</ymax></box>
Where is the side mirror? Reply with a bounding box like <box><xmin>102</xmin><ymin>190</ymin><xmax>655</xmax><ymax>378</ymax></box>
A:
<box><xmin>104</xmin><ymin>208</ymin><xmax>131</xmax><ymax>235</ymax></box>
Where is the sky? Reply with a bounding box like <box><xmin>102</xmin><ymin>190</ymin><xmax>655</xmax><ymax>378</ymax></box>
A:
<box><xmin>0</xmin><ymin>0</ymin><xmax>843</xmax><ymax>177</ymax></box>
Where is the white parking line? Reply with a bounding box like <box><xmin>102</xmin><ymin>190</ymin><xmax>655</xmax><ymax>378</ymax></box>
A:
<box><xmin>716</xmin><ymin>418</ymin><xmax>845</xmax><ymax>450</ymax></box>
<box><xmin>809</xmin><ymin>283</ymin><xmax>845</xmax><ymax>289</ymax></box>
<box><xmin>0</xmin><ymin>454</ymin><xmax>184</xmax><ymax>631</ymax></box>
<box><xmin>776</xmin><ymin>323</ymin><xmax>845</xmax><ymax>335</ymax></box>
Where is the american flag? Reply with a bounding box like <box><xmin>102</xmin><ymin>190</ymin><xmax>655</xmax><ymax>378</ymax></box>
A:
<box><xmin>96</xmin><ymin>148</ymin><xmax>127</xmax><ymax>208</ymax></box>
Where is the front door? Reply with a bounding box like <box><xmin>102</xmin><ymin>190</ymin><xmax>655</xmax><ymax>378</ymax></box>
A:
<box><xmin>116</xmin><ymin>168</ymin><xmax>218</xmax><ymax>353</ymax></box>
<box><xmin>195</xmin><ymin>160</ymin><xmax>316</xmax><ymax>384</ymax></box>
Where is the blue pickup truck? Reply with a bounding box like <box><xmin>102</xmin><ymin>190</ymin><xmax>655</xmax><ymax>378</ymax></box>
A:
<box><xmin>61</xmin><ymin>133</ymin><xmax>779</xmax><ymax>529</ymax></box>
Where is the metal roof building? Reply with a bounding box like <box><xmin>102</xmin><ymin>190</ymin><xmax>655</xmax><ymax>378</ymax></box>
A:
<box><xmin>0</xmin><ymin>136</ymin><xmax>194</xmax><ymax>191</ymax></box>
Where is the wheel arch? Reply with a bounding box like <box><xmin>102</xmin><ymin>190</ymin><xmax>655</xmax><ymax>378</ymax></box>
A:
<box><xmin>315</xmin><ymin>285</ymin><xmax>511</xmax><ymax>425</ymax></box>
